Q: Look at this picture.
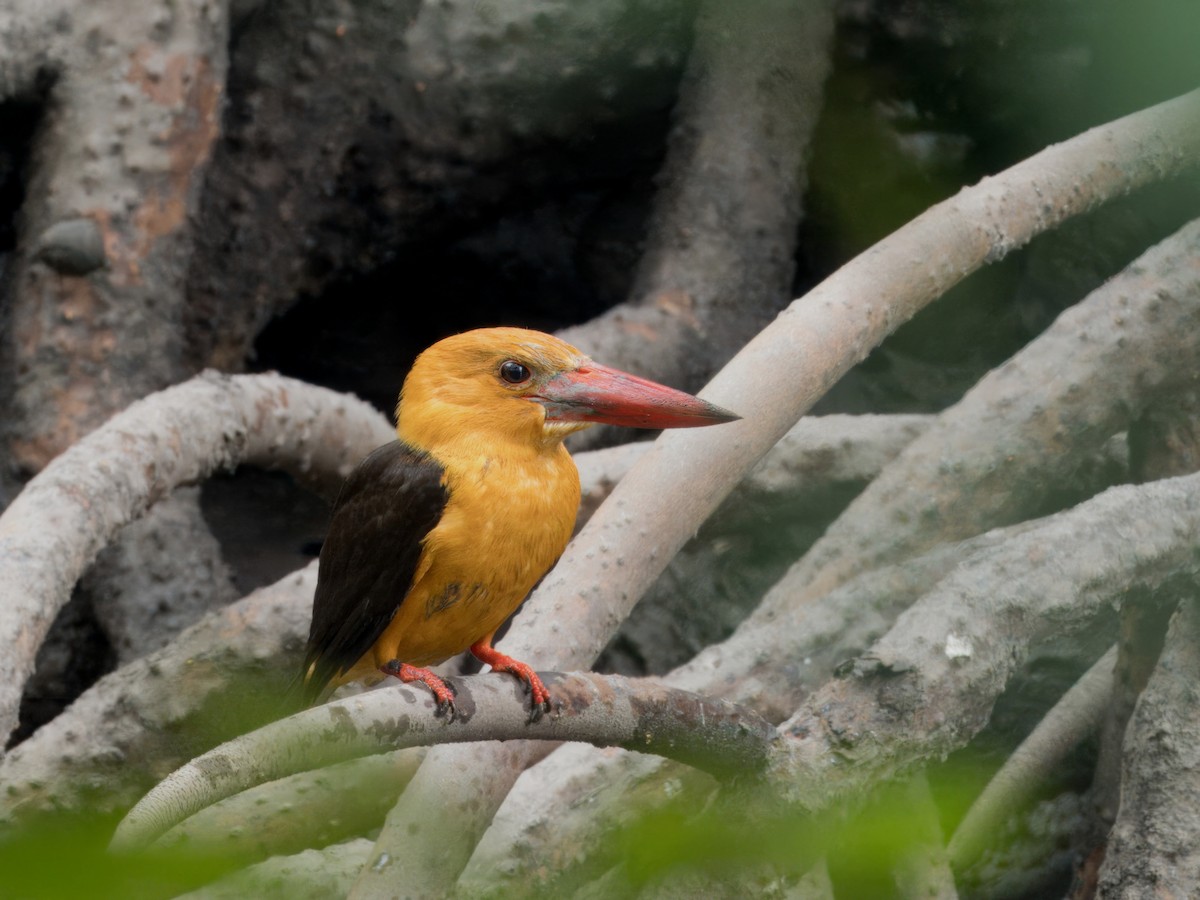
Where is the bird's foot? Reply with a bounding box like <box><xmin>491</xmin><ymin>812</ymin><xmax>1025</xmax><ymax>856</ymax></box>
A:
<box><xmin>381</xmin><ymin>660</ymin><xmax>458</xmax><ymax>720</ymax></box>
<box><xmin>468</xmin><ymin>641</ymin><xmax>551</xmax><ymax>723</ymax></box>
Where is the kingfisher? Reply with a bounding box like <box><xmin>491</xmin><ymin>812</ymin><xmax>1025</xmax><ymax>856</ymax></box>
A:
<box><xmin>301</xmin><ymin>327</ymin><xmax>738</xmax><ymax>719</ymax></box>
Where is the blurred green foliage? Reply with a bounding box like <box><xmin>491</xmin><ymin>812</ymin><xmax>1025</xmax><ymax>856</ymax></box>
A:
<box><xmin>0</xmin><ymin>812</ymin><xmax>233</xmax><ymax>900</ymax></box>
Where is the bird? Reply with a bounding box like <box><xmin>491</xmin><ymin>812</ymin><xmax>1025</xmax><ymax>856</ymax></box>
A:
<box><xmin>300</xmin><ymin>326</ymin><xmax>738</xmax><ymax>719</ymax></box>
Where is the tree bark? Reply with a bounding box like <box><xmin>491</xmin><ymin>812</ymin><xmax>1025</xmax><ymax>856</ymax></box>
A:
<box><xmin>560</xmin><ymin>0</ymin><xmax>834</xmax><ymax>450</ymax></box>
<box><xmin>0</xmin><ymin>373</ymin><xmax>394</xmax><ymax>748</ymax></box>
<box><xmin>1097</xmin><ymin>599</ymin><xmax>1200</xmax><ymax>899</ymax></box>
<box><xmin>372</xmin><ymin>88</ymin><xmax>1200</xmax><ymax>898</ymax></box>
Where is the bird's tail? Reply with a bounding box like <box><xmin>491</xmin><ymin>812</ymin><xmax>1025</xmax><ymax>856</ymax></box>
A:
<box><xmin>278</xmin><ymin>661</ymin><xmax>329</xmax><ymax>716</ymax></box>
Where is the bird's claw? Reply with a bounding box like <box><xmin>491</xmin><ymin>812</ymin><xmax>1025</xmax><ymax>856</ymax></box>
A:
<box><xmin>517</xmin><ymin>672</ymin><xmax>552</xmax><ymax>724</ymax></box>
<box><xmin>526</xmin><ymin>693</ymin><xmax>552</xmax><ymax>724</ymax></box>
<box><xmin>383</xmin><ymin>660</ymin><xmax>458</xmax><ymax>722</ymax></box>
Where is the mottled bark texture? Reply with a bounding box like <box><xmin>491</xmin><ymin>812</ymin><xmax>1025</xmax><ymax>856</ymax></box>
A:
<box><xmin>158</xmin><ymin>750</ymin><xmax>425</xmax><ymax>873</ymax></box>
<box><xmin>0</xmin><ymin>0</ymin><xmax>229</xmax><ymax>474</ymax></box>
<box><xmin>0</xmin><ymin>0</ymin><xmax>702</xmax><ymax>747</ymax></box>
<box><xmin>1097</xmin><ymin>599</ymin><xmax>1200</xmax><ymax>899</ymax></box>
<box><xmin>0</xmin><ymin>373</ymin><xmax>394</xmax><ymax>748</ymax></box>
<box><xmin>0</xmin><ymin>0</ymin><xmax>236</xmax><ymax>736</ymax></box>
<box><xmin>1090</xmin><ymin>388</ymin><xmax>1200</xmax><ymax>828</ymax></box>
<box><xmin>0</xmin><ymin>564</ymin><xmax>318</xmax><ymax>824</ymax></box>
<box><xmin>117</xmin><ymin>470</ymin><xmax>1199</xmax><ymax>884</ymax></box>
<box><xmin>358</xmin><ymin>90</ymin><xmax>1200</xmax><ymax>900</ymax></box>
<box><xmin>185</xmin><ymin>0</ymin><xmax>697</xmax><ymax>371</ymax></box>
<box><xmin>0</xmin><ymin>409</ymin><xmax>907</xmax><ymax>824</ymax></box>
<box><xmin>111</xmin><ymin>672</ymin><xmax>777</xmax><ymax>852</ymax></box>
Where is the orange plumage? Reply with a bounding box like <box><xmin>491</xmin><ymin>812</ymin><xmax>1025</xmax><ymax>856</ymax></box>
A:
<box><xmin>302</xmin><ymin>327</ymin><xmax>736</xmax><ymax>718</ymax></box>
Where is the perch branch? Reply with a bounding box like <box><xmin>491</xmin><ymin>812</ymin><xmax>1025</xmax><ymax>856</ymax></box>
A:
<box><xmin>0</xmin><ymin>412</ymin><xmax>920</xmax><ymax>822</ymax></box>
<box><xmin>0</xmin><ymin>412</ymin><xmax>924</xmax><ymax>821</ymax></box>
<box><xmin>498</xmin><ymin>209</ymin><xmax>1200</xmax><ymax>897</ymax></box>
<box><xmin>473</xmin><ymin>472</ymin><xmax>1200</xmax><ymax>897</ymax></box>
<box><xmin>0</xmin><ymin>372</ymin><xmax>394</xmax><ymax>749</ymax></box>
<box><xmin>110</xmin><ymin>672</ymin><xmax>776</xmax><ymax>853</ymax></box>
<box><xmin>457</xmin><ymin>520</ymin><xmax>1035</xmax><ymax>896</ymax></box>
<box><xmin>117</xmin><ymin>472</ymin><xmax>1200</xmax><ymax>877</ymax></box>
<box><xmin>368</xmin><ymin>77</ymin><xmax>1200</xmax><ymax>900</ymax></box>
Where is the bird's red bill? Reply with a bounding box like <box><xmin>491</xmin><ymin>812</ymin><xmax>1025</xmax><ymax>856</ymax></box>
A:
<box><xmin>535</xmin><ymin>363</ymin><xmax>738</xmax><ymax>429</ymax></box>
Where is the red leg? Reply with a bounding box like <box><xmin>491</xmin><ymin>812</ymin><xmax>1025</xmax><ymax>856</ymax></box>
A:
<box><xmin>381</xmin><ymin>660</ymin><xmax>457</xmax><ymax>720</ymax></box>
<box><xmin>469</xmin><ymin>637</ymin><xmax>551</xmax><ymax>722</ymax></box>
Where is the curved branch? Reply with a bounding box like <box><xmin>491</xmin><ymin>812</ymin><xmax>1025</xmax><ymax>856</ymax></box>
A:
<box><xmin>559</xmin><ymin>0</ymin><xmax>835</xmax><ymax>447</ymax></box>
<box><xmin>947</xmin><ymin>645</ymin><xmax>1116</xmax><ymax>869</ymax></box>
<box><xmin>157</xmin><ymin>749</ymin><xmax>424</xmax><ymax>872</ymax></box>
<box><xmin>749</xmin><ymin>210</ymin><xmax>1200</xmax><ymax>623</ymax></box>
<box><xmin>0</xmin><ymin>412</ymin><xmax>920</xmax><ymax>819</ymax></box>
<box><xmin>0</xmin><ymin>372</ymin><xmax>394</xmax><ymax>748</ymax></box>
<box><xmin>173</xmin><ymin>838</ymin><xmax>374</xmax><ymax>900</ymax></box>
<box><xmin>476</xmin><ymin>473</ymin><xmax>1195</xmax><ymax>895</ymax></box>
<box><xmin>484</xmin><ymin>211</ymin><xmax>1200</xmax><ymax>896</ymax></box>
<box><xmin>458</xmin><ymin>520</ymin><xmax>1041</xmax><ymax>896</ymax></box>
<box><xmin>377</xmin><ymin>89</ymin><xmax>1200</xmax><ymax>896</ymax></box>
<box><xmin>772</xmin><ymin>472</ymin><xmax>1200</xmax><ymax>813</ymax></box>
<box><xmin>111</xmin><ymin>672</ymin><xmax>776</xmax><ymax>852</ymax></box>
<box><xmin>515</xmin><ymin>88</ymin><xmax>1200</xmax><ymax>714</ymax></box>
<box><xmin>0</xmin><ymin>563</ymin><xmax>316</xmax><ymax>821</ymax></box>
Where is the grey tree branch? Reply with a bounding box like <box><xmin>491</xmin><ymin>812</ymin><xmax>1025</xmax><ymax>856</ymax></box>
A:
<box><xmin>458</xmin><ymin>208</ymin><xmax>1200</xmax><ymax>888</ymax></box>
<box><xmin>157</xmin><ymin>749</ymin><xmax>425</xmax><ymax>873</ymax></box>
<box><xmin>461</xmin><ymin>187</ymin><xmax>1200</xmax><ymax>883</ymax></box>
<box><xmin>110</xmin><ymin>471</ymin><xmax>1200</xmax><ymax>882</ymax></box>
<box><xmin>770</xmin><ymin>473</ymin><xmax>1200</xmax><ymax>814</ymax></box>
<box><xmin>453</xmin><ymin>520</ymin><xmax>1040</xmax><ymax>897</ymax></box>
<box><xmin>110</xmin><ymin>673</ymin><xmax>776</xmax><ymax>853</ymax></box>
<box><xmin>473</xmin><ymin>201</ymin><xmax>1200</xmax><ymax>894</ymax></box>
<box><xmin>947</xmin><ymin>646</ymin><xmax>1117</xmax><ymax>869</ymax></box>
<box><xmin>1096</xmin><ymin>598</ymin><xmax>1200</xmax><ymax>898</ymax></box>
<box><xmin>559</xmin><ymin>0</ymin><xmax>834</xmax><ymax>451</ymax></box>
<box><xmin>173</xmin><ymin>838</ymin><xmax>374</xmax><ymax>900</ymax></box>
<box><xmin>387</xmin><ymin>89</ymin><xmax>1200</xmax><ymax>896</ymax></box>
<box><xmin>0</xmin><ymin>563</ymin><xmax>318</xmax><ymax>822</ymax></box>
<box><xmin>0</xmin><ymin>372</ymin><xmax>395</xmax><ymax>749</ymax></box>
<box><xmin>511</xmin><ymin>205</ymin><xmax>1196</xmax><ymax>893</ymax></box>
<box><xmin>1089</xmin><ymin>387</ymin><xmax>1200</xmax><ymax>839</ymax></box>
<box><xmin>747</xmin><ymin>211</ymin><xmax>1200</xmax><ymax>625</ymax></box>
<box><xmin>0</xmin><ymin>411</ymin><xmax>919</xmax><ymax>821</ymax></box>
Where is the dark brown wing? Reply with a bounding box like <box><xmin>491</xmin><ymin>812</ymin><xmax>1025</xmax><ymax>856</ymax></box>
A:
<box><xmin>300</xmin><ymin>440</ymin><xmax>448</xmax><ymax>705</ymax></box>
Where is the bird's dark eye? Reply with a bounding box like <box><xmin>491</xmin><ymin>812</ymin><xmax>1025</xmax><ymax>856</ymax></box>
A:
<box><xmin>499</xmin><ymin>360</ymin><xmax>532</xmax><ymax>385</ymax></box>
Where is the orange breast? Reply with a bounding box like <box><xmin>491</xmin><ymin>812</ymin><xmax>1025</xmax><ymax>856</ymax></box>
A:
<box><xmin>362</xmin><ymin>442</ymin><xmax>580</xmax><ymax>669</ymax></box>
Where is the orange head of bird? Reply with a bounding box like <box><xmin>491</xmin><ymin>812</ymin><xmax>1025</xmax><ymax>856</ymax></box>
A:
<box><xmin>396</xmin><ymin>327</ymin><xmax>738</xmax><ymax>452</ymax></box>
